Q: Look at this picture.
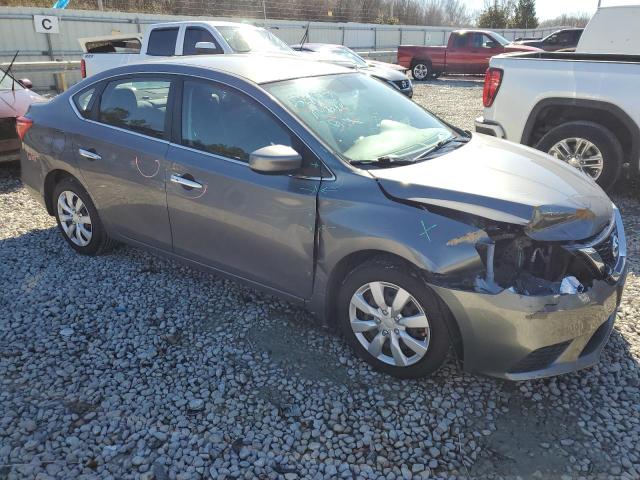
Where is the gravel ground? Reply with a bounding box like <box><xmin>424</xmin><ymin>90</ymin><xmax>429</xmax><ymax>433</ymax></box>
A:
<box><xmin>1</xmin><ymin>80</ymin><xmax>639</xmax><ymax>480</ymax></box>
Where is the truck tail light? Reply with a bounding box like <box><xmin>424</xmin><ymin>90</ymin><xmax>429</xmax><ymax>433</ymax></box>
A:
<box><xmin>16</xmin><ymin>116</ymin><xmax>33</xmax><ymax>141</ymax></box>
<box><xmin>80</xmin><ymin>58</ymin><xmax>86</xmax><ymax>78</ymax></box>
<box><xmin>483</xmin><ymin>68</ymin><xmax>503</xmax><ymax>107</ymax></box>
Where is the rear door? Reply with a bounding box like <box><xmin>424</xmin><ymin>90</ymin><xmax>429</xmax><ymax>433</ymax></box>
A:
<box><xmin>70</xmin><ymin>75</ymin><xmax>174</xmax><ymax>249</ymax></box>
<box><xmin>165</xmin><ymin>77</ymin><xmax>321</xmax><ymax>299</ymax></box>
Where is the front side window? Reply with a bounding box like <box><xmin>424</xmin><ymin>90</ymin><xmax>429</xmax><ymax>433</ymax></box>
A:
<box><xmin>452</xmin><ymin>34</ymin><xmax>467</xmax><ymax>48</ymax></box>
<box><xmin>183</xmin><ymin>27</ymin><xmax>222</xmax><ymax>55</ymax></box>
<box><xmin>263</xmin><ymin>73</ymin><xmax>454</xmax><ymax>164</ymax></box>
<box><xmin>181</xmin><ymin>79</ymin><xmax>292</xmax><ymax>162</ymax></box>
<box><xmin>73</xmin><ymin>87</ymin><xmax>96</xmax><ymax>118</ymax></box>
<box><xmin>216</xmin><ymin>26</ymin><xmax>293</xmax><ymax>54</ymax></box>
<box><xmin>147</xmin><ymin>28</ymin><xmax>178</xmax><ymax>56</ymax></box>
<box><xmin>98</xmin><ymin>78</ymin><xmax>170</xmax><ymax>138</ymax></box>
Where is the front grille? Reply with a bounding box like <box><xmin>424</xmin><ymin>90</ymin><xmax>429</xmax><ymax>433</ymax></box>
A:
<box><xmin>509</xmin><ymin>341</ymin><xmax>571</xmax><ymax>373</ymax></box>
<box><xmin>594</xmin><ymin>228</ymin><xmax>618</xmax><ymax>273</ymax></box>
<box><xmin>393</xmin><ymin>80</ymin><xmax>411</xmax><ymax>90</ymax></box>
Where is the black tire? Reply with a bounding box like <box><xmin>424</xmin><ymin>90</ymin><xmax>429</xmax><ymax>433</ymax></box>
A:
<box><xmin>337</xmin><ymin>258</ymin><xmax>451</xmax><ymax>378</ymax></box>
<box><xmin>52</xmin><ymin>176</ymin><xmax>114</xmax><ymax>255</ymax></box>
<box><xmin>411</xmin><ymin>61</ymin><xmax>431</xmax><ymax>81</ymax></box>
<box><xmin>534</xmin><ymin>121</ymin><xmax>623</xmax><ymax>191</ymax></box>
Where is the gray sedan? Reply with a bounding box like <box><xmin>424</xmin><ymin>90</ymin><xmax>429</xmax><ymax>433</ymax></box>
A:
<box><xmin>20</xmin><ymin>55</ymin><xmax>626</xmax><ymax>380</ymax></box>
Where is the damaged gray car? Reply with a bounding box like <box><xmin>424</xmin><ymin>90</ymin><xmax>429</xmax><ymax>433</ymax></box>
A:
<box><xmin>20</xmin><ymin>56</ymin><xmax>627</xmax><ymax>380</ymax></box>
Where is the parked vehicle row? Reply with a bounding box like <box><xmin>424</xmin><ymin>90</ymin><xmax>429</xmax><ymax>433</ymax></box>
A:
<box><xmin>20</xmin><ymin>53</ymin><xmax>627</xmax><ymax>380</ymax></box>
<box><xmin>397</xmin><ymin>29</ymin><xmax>541</xmax><ymax>80</ymax></box>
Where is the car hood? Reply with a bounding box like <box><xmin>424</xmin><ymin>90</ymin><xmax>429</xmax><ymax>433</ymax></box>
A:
<box><xmin>0</xmin><ymin>88</ymin><xmax>46</xmax><ymax>118</ymax></box>
<box><xmin>515</xmin><ymin>39</ymin><xmax>543</xmax><ymax>48</ymax></box>
<box><xmin>369</xmin><ymin>134</ymin><xmax>613</xmax><ymax>242</ymax></box>
<box><xmin>363</xmin><ymin>65</ymin><xmax>408</xmax><ymax>81</ymax></box>
<box><xmin>504</xmin><ymin>43</ymin><xmax>543</xmax><ymax>52</ymax></box>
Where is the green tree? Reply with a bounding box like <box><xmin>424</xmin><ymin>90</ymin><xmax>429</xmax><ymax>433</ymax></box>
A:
<box><xmin>510</xmin><ymin>0</ymin><xmax>538</xmax><ymax>28</ymax></box>
<box><xmin>477</xmin><ymin>1</ymin><xmax>510</xmax><ymax>28</ymax></box>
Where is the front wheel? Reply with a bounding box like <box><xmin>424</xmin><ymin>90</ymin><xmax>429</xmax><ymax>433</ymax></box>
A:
<box><xmin>337</xmin><ymin>259</ymin><xmax>451</xmax><ymax>378</ymax></box>
<box><xmin>411</xmin><ymin>62</ymin><xmax>431</xmax><ymax>81</ymax></box>
<box><xmin>535</xmin><ymin>121</ymin><xmax>623</xmax><ymax>191</ymax></box>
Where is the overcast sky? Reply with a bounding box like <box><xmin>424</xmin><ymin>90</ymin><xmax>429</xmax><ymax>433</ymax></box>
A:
<box><xmin>465</xmin><ymin>0</ymin><xmax>639</xmax><ymax>20</ymax></box>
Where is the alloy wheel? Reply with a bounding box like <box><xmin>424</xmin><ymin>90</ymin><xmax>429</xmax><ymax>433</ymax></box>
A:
<box><xmin>349</xmin><ymin>281</ymin><xmax>430</xmax><ymax>367</ymax></box>
<box><xmin>57</xmin><ymin>190</ymin><xmax>92</xmax><ymax>247</ymax></box>
<box><xmin>413</xmin><ymin>64</ymin><xmax>429</xmax><ymax>80</ymax></box>
<box><xmin>548</xmin><ymin>137</ymin><xmax>604</xmax><ymax>180</ymax></box>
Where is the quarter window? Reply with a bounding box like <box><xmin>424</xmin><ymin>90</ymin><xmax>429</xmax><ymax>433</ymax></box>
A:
<box><xmin>181</xmin><ymin>79</ymin><xmax>292</xmax><ymax>162</ymax></box>
<box><xmin>73</xmin><ymin>87</ymin><xmax>96</xmax><ymax>118</ymax></box>
<box><xmin>98</xmin><ymin>78</ymin><xmax>170</xmax><ymax>138</ymax></box>
<box><xmin>147</xmin><ymin>28</ymin><xmax>178</xmax><ymax>56</ymax></box>
<box><xmin>452</xmin><ymin>34</ymin><xmax>467</xmax><ymax>48</ymax></box>
<box><xmin>183</xmin><ymin>27</ymin><xmax>222</xmax><ymax>55</ymax></box>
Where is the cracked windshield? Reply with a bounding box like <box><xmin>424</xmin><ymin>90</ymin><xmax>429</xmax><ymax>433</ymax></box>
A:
<box><xmin>265</xmin><ymin>73</ymin><xmax>454</xmax><ymax>163</ymax></box>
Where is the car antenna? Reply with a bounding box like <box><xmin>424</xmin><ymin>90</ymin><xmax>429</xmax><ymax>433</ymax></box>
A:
<box><xmin>299</xmin><ymin>22</ymin><xmax>310</xmax><ymax>49</ymax></box>
<box><xmin>0</xmin><ymin>51</ymin><xmax>19</xmax><ymax>92</ymax></box>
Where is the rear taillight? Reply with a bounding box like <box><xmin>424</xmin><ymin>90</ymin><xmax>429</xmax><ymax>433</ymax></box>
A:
<box><xmin>16</xmin><ymin>116</ymin><xmax>33</xmax><ymax>141</ymax></box>
<box><xmin>483</xmin><ymin>68</ymin><xmax>503</xmax><ymax>107</ymax></box>
<box><xmin>80</xmin><ymin>58</ymin><xmax>86</xmax><ymax>78</ymax></box>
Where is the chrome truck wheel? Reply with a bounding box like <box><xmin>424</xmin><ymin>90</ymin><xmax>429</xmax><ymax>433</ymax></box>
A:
<box><xmin>548</xmin><ymin>137</ymin><xmax>604</xmax><ymax>180</ymax></box>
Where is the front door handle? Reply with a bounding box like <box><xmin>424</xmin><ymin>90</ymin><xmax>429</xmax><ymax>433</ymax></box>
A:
<box><xmin>170</xmin><ymin>173</ymin><xmax>203</xmax><ymax>190</ymax></box>
<box><xmin>79</xmin><ymin>148</ymin><xmax>101</xmax><ymax>161</ymax></box>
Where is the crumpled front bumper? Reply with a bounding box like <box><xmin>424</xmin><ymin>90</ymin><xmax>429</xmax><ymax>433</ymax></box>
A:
<box><xmin>431</xmin><ymin>272</ymin><xmax>626</xmax><ymax>380</ymax></box>
<box><xmin>429</xmin><ymin>207</ymin><xmax>628</xmax><ymax>381</ymax></box>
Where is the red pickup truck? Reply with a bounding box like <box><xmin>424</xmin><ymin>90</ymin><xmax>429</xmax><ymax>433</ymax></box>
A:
<box><xmin>398</xmin><ymin>30</ymin><xmax>541</xmax><ymax>80</ymax></box>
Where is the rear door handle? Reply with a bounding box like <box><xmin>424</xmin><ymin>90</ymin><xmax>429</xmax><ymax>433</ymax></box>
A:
<box><xmin>170</xmin><ymin>173</ymin><xmax>203</xmax><ymax>190</ymax></box>
<box><xmin>79</xmin><ymin>148</ymin><xmax>101</xmax><ymax>161</ymax></box>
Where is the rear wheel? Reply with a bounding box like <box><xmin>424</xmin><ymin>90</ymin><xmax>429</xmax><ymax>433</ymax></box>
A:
<box><xmin>411</xmin><ymin>62</ymin><xmax>431</xmax><ymax>81</ymax></box>
<box><xmin>53</xmin><ymin>177</ymin><xmax>113</xmax><ymax>255</ymax></box>
<box><xmin>337</xmin><ymin>259</ymin><xmax>450</xmax><ymax>378</ymax></box>
<box><xmin>535</xmin><ymin>121</ymin><xmax>623</xmax><ymax>191</ymax></box>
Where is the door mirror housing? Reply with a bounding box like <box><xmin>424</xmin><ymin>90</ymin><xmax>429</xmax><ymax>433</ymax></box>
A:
<box><xmin>195</xmin><ymin>41</ymin><xmax>220</xmax><ymax>53</ymax></box>
<box><xmin>249</xmin><ymin>145</ymin><xmax>302</xmax><ymax>174</ymax></box>
<box><xmin>19</xmin><ymin>78</ymin><xmax>33</xmax><ymax>89</ymax></box>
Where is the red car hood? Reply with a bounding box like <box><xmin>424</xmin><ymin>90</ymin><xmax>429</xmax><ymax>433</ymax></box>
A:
<box><xmin>504</xmin><ymin>43</ymin><xmax>542</xmax><ymax>52</ymax></box>
<box><xmin>0</xmin><ymin>88</ymin><xmax>45</xmax><ymax>118</ymax></box>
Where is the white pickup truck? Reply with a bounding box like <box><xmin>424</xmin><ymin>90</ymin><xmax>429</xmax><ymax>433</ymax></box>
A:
<box><xmin>475</xmin><ymin>5</ymin><xmax>640</xmax><ymax>191</ymax></box>
<box><xmin>80</xmin><ymin>20</ymin><xmax>293</xmax><ymax>78</ymax></box>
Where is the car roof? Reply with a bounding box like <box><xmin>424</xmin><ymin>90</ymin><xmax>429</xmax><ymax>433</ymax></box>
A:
<box><xmin>147</xmin><ymin>54</ymin><xmax>351</xmax><ymax>84</ymax></box>
<box><xmin>149</xmin><ymin>20</ymin><xmax>263</xmax><ymax>29</ymax></box>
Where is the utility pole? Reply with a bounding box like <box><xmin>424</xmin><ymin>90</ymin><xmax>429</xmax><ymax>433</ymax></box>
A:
<box><xmin>97</xmin><ymin>0</ymin><xmax>103</xmax><ymax>10</ymax></box>
<box><xmin>262</xmin><ymin>0</ymin><xmax>267</xmax><ymax>20</ymax></box>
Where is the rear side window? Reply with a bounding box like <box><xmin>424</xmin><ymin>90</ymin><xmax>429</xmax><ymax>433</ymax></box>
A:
<box><xmin>180</xmin><ymin>79</ymin><xmax>291</xmax><ymax>162</ymax></box>
<box><xmin>98</xmin><ymin>78</ymin><xmax>171</xmax><ymax>138</ymax></box>
<box><xmin>73</xmin><ymin>87</ymin><xmax>96</xmax><ymax>118</ymax></box>
<box><xmin>183</xmin><ymin>27</ymin><xmax>222</xmax><ymax>55</ymax></box>
<box><xmin>147</xmin><ymin>28</ymin><xmax>178</xmax><ymax>56</ymax></box>
<box><xmin>452</xmin><ymin>34</ymin><xmax>467</xmax><ymax>48</ymax></box>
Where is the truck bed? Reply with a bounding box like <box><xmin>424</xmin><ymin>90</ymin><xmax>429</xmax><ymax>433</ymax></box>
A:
<box><xmin>397</xmin><ymin>46</ymin><xmax>447</xmax><ymax>70</ymax></box>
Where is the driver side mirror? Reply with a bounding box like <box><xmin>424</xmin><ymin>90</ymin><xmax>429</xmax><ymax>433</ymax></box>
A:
<box><xmin>195</xmin><ymin>41</ymin><xmax>220</xmax><ymax>54</ymax></box>
<box><xmin>249</xmin><ymin>145</ymin><xmax>302</xmax><ymax>174</ymax></box>
<box><xmin>485</xmin><ymin>41</ymin><xmax>498</xmax><ymax>49</ymax></box>
<box><xmin>19</xmin><ymin>78</ymin><xmax>33</xmax><ymax>89</ymax></box>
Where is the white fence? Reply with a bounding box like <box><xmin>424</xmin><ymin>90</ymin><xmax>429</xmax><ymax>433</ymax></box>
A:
<box><xmin>0</xmin><ymin>6</ymin><xmax>563</xmax><ymax>92</ymax></box>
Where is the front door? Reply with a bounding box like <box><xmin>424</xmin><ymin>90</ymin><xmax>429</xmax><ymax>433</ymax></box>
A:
<box><xmin>468</xmin><ymin>33</ymin><xmax>503</xmax><ymax>74</ymax></box>
<box><xmin>165</xmin><ymin>78</ymin><xmax>320</xmax><ymax>299</ymax></box>
<box><xmin>72</xmin><ymin>76</ymin><xmax>174</xmax><ymax>249</ymax></box>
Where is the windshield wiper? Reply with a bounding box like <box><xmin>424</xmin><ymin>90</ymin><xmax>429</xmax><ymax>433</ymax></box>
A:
<box><xmin>350</xmin><ymin>156</ymin><xmax>416</xmax><ymax>168</ymax></box>
<box><xmin>412</xmin><ymin>135</ymin><xmax>470</xmax><ymax>161</ymax></box>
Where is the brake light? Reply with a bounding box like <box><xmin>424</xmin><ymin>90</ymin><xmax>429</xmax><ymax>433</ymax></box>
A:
<box><xmin>81</xmin><ymin>58</ymin><xmax>86</xmax><ymax>78</ymax></box>
<box><xmin>16</xmin><ymin>116</ymin><xmax>33</xmax><ymax>141</ymax></box>
<box><xmin>483</xmin><ymin>68</ymin><xmax>503</xmax><ymax>107</ymax></box>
